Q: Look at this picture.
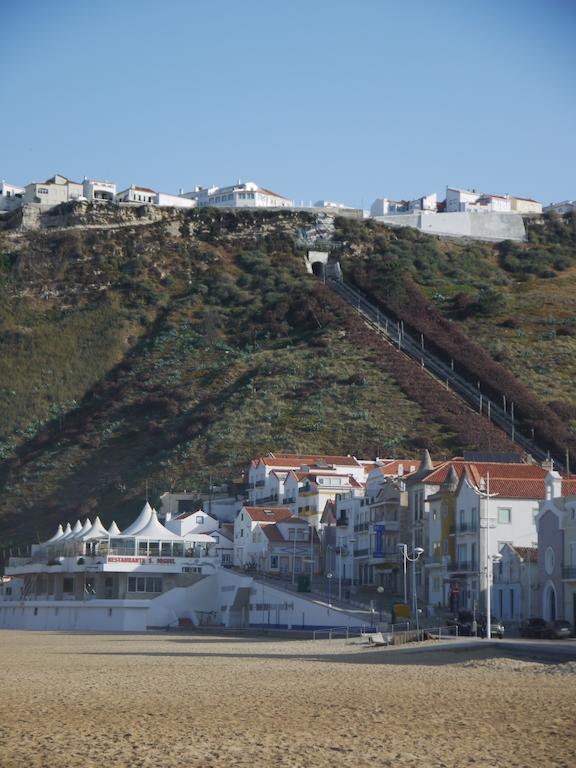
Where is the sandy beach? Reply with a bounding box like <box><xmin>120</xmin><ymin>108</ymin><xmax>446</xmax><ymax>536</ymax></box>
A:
<box><xmin>0</xmin><ymin>631</ymin><xmax>574</xmax><ymax>768</ymax></box>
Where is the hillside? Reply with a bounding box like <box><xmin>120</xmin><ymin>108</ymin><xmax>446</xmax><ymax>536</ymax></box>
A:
<box><xmin>0</xmin><ymin>205</ymin><xmax>573</xmax><ymax>544</ymax></box>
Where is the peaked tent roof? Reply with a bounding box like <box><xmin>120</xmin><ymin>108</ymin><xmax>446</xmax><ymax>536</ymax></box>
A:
<box><xmin>127</xmin><ymin>509</ymin><xmax>181</xmax><ymax>541</ymax></box>
<box><xmin>77</xmin><ymin>518</ymin><xmax>93</xmax><ymax>538</ymax></box>
<box><xmin>108</xmin><ymin>521</ymin><xmax>121</xmax><ymax>535</ymax></box>
<box><xmin>83</xmin><ymin>516</ymin><xmax>109</xmax><ymax>541</ymax></box>
<box><xmin>122</xmin><ymin>502</ymin><xmax>154</xmax><ymax>536</ymax></box>
<box><xmin>61</xmin><ymin>520</ymin><xmax>82</xmax><ymax>541</ymax></box>
<box><xmin>45</xmin><ymin>524</ymin><xmax>65</xmax><ymax>544</ymax></box>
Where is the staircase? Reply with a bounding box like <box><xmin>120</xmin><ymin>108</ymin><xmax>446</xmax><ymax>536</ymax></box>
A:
<box><xmin>327</xmin><ymin>276</ymin><xmax>555</xmax><ymax>467</ymax></box>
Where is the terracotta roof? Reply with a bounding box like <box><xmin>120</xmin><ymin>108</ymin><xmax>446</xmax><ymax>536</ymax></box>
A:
<box><xmin>262</xmin><ymin>525</ymin><xmax>285</xmax><ymax>542</ymax></box>
<box><xmin>242</xmin><ymin>507</ymin><xmax>293</xmax><ymax>523</ymax></box>
<box><xmin>418</xmin><ymin>460</ymin><xmax>547</xmax><ymax>486</ymax></box>
<box><xmin>259</xmin><ymin>453</ymin><xmax>361</xmax><ymax>468</ymax></box>
<box><xmin>486</xmin><ymin>477</ymin><xmax>546</xmax><ymax>499</ymax></box>
<box><xmin>513</xmin><ymin>546</ymin><xmax>538</xmax><ymax>563</ymax></box>
<box><xmin>562</xmin><ymin>479</ymin><xmax>576</xmax><ymax>495</ymax></box>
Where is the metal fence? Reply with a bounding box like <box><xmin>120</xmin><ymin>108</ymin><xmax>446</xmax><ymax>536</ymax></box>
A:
<box><xmin>328</xmin><ymin>277</ymin><xmax>554</xmax><ymax>466</ymax></box>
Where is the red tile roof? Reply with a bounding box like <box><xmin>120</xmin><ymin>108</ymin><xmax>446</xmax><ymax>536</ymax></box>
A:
<box><xmin>562</xmin><ymin>479</ymin><xmax>576</xmax><ymax>495</ymax></box>
<box><xmin>259</xmin><ymin>453</ymin><xmax>362</xmax><ymax>468</ymax></box>
<box><xmin>419</xmin><ymin>460</ymin><xmax>547</xmax><ymax>486</ymax></box>
<box><xmin>242</xmin><ymin>507</ymin><xmax>293</xmax><ymax>523</ymax></box>
<box><xmin>514</xmin><ymin>546</ymin><xmax>538</xmax><ymax>563</ymax></box>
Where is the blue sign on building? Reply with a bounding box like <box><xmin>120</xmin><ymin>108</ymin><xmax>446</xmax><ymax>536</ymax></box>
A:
<box><xmin>373</xmin><ymin>524</ymin><xmax>386</xmax><ymax>557</ymax></box>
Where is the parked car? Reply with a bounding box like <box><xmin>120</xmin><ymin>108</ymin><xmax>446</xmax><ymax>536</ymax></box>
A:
<box><xmin>544</xmin><ymin>620</ymin><xmax>573</xmax><ymax>639</ymax></box>
<box><xmin>446</xmin><ymin>611</ymin><xmax>504</xmax><ymax>638</ymax></box>
<box><xmin>519</xmin><ymin>618</ymin><xmax>549</xmax><ymax>639</ymax></box>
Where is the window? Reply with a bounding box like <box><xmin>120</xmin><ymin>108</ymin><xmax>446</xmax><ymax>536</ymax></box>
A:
<box><xmin>38</xmin><ymin>187</ymin><xmax>49</xmax><ymax>195</ymax></box>
<box><xmin>63</xmin><ymin>578</ymin><xmax>74</xmax><ymax>594</ymax></box>
<box><xmin>196</xmin><ymin>515</ymin><xmax>204</xmax><ymax>524</ymax></box>
<box><xmin>544</xmin><ymin>547</ymin><xmax>555</xmax><ymax>575</ymax></box>
<box><xmin>270</xmin><ymin>555</ymin><xmax>279</xmax><ymax>569</ymax></box>
<box><xmin>127</xmin><ymin>577</ymin><xmax>162</xmax><ymax>593</ymax></box>
<box><xmin>497</xmin><ymin>507</ymin><xmax>512</xmax><ymax>524</ymax></box>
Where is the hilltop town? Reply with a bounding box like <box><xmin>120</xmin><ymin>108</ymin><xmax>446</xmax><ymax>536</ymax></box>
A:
<box><xmin>2</xmin><ymin>172</ymin><xmax>574</xmax><ymax>240</ymax></box>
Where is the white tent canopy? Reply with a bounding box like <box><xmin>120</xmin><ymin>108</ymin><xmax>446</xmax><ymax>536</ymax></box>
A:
<box><xmin>124</xmin><ymin>510</ymin><xmax>181</xmax><ymax>541</ymax></box>
<box><xmin>122</xmin><ymin>502</ymin><xmax>154</xmax><ymax>536</ymax></box>
<box><xmin>83</xmin><ymin>516</ymin><xmax>109</xmax><ymax>541</ymax></box>
<box><xmin>108</xmin><ymin>521</ymin><xmax>121</xmax><ymax>536</ymax></box>
<box><xmin>61</xmin><ymin>521</ymin><xmax>82</xmax><ymax>541</ymax></box>
<box><xmin>76</xmin><ymin>518</ymin><xmax>92</xmax><ymax>538</ymax></box>
<box><xmin>45</xmin><ymin>524</ymin><xmax>65</xmax><ymax>544</ymax></box>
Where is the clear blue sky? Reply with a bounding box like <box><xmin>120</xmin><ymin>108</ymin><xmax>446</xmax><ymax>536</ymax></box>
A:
<box><xmin>1</xmin><ymin>0</ymin><xmax>574</xmax><ymax>206</ymax></box>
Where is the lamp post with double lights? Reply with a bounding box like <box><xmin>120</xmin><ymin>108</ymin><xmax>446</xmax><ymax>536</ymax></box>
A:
<box><xmin>398</xmin><ymin>543</ymin><xmax>424</xmax><ymax>634</ymax></box>
<box><xmin>478</xmin><ymin>473</ymin><xmax>498</xmax><ymax>641</ymax></box>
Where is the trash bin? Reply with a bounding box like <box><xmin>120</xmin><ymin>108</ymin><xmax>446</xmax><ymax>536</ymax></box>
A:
<box><xmin>297</xmin><ymin>574</ymin><xmax>311</xmax><ymax>593</ymax></box>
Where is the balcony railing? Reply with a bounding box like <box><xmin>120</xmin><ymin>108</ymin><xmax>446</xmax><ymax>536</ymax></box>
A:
<box><xmin>447</xmin><ymin>561</ymin><xmax>477</xmax><ymax>573</ymax></box>
<box><xmin>562</xmin><ymin>566</ymin><xmax>576</xmax><ymax>580</ymax></box>
<box><xmin>336</xmin><ymin>516</ymin><xmax>349</xmax><ymax>527</ymax></box>
<box><xmin>353</xmin><ymin>523</ymin><xmax>370</xmax><ymax>532</ymax></box>
<box><xmin>457</xmin><ymin>523</ymin><xmax>478</xmax><ymax>533</ymax></box>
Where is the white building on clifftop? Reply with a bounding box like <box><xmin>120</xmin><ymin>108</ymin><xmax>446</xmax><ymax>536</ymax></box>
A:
<box><xmin>183</xmin><ymin>181</ymin><xmax>293</xmax><ymax>209</ymax></box>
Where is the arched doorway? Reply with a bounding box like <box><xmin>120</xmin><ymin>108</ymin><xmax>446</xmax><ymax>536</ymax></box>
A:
<box><xmin>543</xmin><ymin>582</ymin><xmax>557</xmax><ymax>621</ymax></box>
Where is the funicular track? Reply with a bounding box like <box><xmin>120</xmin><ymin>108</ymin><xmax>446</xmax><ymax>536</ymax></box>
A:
<box><xmin>327</xmin><ymin>276</ymin><xmax>555</xmax><ymax>467</ymax></box>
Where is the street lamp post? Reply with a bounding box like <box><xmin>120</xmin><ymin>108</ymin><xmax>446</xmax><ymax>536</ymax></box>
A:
<box><xmin>479</xmin><ymin>473</ymin><xmax>498</xmax><ymax>641</ymax></box>
<box><xmin>327</xmin><ymin>572</ymin><xmax>333</xmax><ymax>610</ymax></box>
<box><xmin>399</xmin><ymin>543</ymin><xmax>424</xmax><ymax>635</ymax></box>
<box><xmin>399</xmin><ymin>543</ymin><xmax>408</xmax><ymax>604</ymax></box>
<box><xmin>349</xmin><ymin>537</ymin><xmax>356</xmax><ymax>596</ymax></box>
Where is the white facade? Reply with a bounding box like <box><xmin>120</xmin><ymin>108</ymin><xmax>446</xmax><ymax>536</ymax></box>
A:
<box><xmin>492</xmin><ymin>544</ymin><xmax>538</xmax><ymax>622</ymax></box>
<box><xmin>82</xmin><ymin>178</ymin><xmax>116</xmax><ymax>202</ymax></box>
<box><xmin>445</xmin><ymin>186</ymin><xmax>512</xmax><ymax>213</ymax></box>
<box><xmin>408</xmin><ymin>192</ymin><xmax>437</xmax><ymax>213</ymax></box>
<box><xmin>155</xmin><ymin>192</ymin><xmax>196</xmax><ymax>209</ymax></box>
<box><xmin>183</xmin><ymin>181</ymin><xmax>293</xmax><ymax>209</ymax></box>
<box><xmin>116</xmin><ymin>185</ymin><xmax>157</xmax><ymax>204</ymax></box>
<box><xmin>0</xmin><ymin>181</ymin><xmax>25</xmax><ymax>211</ymax></box>
<box><xmin>370</xmin><ymin>198</ymin><xmax>408</xmax><ymax>216</ymax></box>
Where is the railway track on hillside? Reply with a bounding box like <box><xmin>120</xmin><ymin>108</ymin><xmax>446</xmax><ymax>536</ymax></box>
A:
<box><xmin>327</xmin><ymin>276</ymin><xmax>556</xmax><ymax>467</ymax></box>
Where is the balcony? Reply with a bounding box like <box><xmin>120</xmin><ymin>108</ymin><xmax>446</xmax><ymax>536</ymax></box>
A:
<box><xmin>447</xmin><ymin>561</ymin><xmax>477</xmax><ymax>573</ymax></box>
<box><xmin>336</xmin><ymin>516</ymin><xmax>349</xmax><ymax>527</ymax></box>
<box><xmin>562</xmin><ymin>567</ymin><xmax>576</xmax><ymax>580</ymax></box>
<box><xmin>353</xmin><ymin>522</ymin><xmax>370</xmax><ymax>533</ymax></box>
<box><xmin>354</xmin><ymin>548</ymin><xmax>370</xmax><ymax>557</ymax></box>
<box><xmin>457</xmin><ymin>523</ymin><xmax>478</xmax><ymax>534</ymax></box>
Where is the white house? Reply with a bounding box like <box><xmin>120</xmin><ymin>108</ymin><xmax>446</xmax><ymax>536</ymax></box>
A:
<box><xmin>82</xmin><ymin>178</ymin><xmax>116</xmax><ymax>202</ymax></box>
<box><xmin>408</xmin><ymin>192</ymin><xmax>437</xmax><ymax>213</ymax></box>
<box><xmin>445</xmin><ymin>186</ymin><xmax>512</xmax><ymax>213</ymax></box>
<box><xmin>0</xmin><ymin>181</ymin><xmax>25</xmax><ymax>211</ymax></box>
<box><xmin>247</xmin><ymin>453</ymin><xmax>367</xmax><ymax>506</ymax></box>
<box><xmin>183</xmin><ymin>181</ymin><xmax>293</xmax><ymax>209</ymax></box>
<box><xmin>23</xmin><ymin>174</ymin><xmax>83</xmax><ymax>206</ymax></box>
<box><xmin>116</xmin><ymin>185</ymin><xmax>157</xmax><ymax>204</ymax></box>
<box><xmin>370</xmin><ymin>198</ymin><xmax>409</xmax><ymax>216</ymax></box>
<box><xmin>233</xmin><ymin>506</ymin><xmax>319</xmax><ymax>576</ymax></box>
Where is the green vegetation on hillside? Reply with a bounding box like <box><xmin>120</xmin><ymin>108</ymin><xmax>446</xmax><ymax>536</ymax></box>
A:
<box><xmin>1</xmin><ymin>207</ymin><xmax>574</xmax><ymax>543</ymax></box>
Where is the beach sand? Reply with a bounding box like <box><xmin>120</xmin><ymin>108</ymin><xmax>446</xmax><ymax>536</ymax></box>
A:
<box><xmin>0</xmin><ymin>631</ymin><xmax>574</xmax><ymax>768</ymax></box>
